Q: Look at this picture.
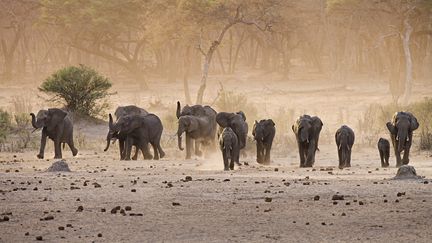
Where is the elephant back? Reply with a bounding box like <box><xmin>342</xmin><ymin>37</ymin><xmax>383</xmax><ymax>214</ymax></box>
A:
<box><xmin>114</xmin><ymin>105</ymin><xmax>148</xmax><ymax>120</ymax></box>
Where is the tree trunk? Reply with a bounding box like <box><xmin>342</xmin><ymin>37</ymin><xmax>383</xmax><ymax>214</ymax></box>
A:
<box><xmin>401</xmin><ymin>11</ymin><xmax>414</xmax><ymax>104</ymax></box>
<box><xmin>183</xmin><ymin>46</ymin><xmax>192</xmax><ymax>104</ymax></box>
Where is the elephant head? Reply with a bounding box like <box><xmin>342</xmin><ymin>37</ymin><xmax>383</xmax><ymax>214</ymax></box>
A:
<box><xmin>114</xmin><ymin>105</ymin><xmax>148</xmax><ymax>120</ymax></box>
<box><xmin>30</xmin><ymin>108</ymin><xmax>67</xmax><ymax>131</ymax></box>
<box><xmin>292</xmin><ymin>115</ymin><xmax>323</xmax><ymax>147</ymax></box>
<box><xmin>177</xmin><ymin>116</ymin><xmax>199</xmax><ymax>150</ymax></box>
<box><xmin>220</xmin><ymin>127</ymin><xmax>236</xmax><ymax>160</ymax></box>
<box><xmin>253</xmin><ymin>119</ymin><xmax>275</xmax><ymax>142</ymax></box>
<box><xmin>216</xmin><ymin>111</ymin><xmax>248</xmax><ymax>148</ymax></box>
<box><xmin>386</xmin><ymin>112</ymin><xmax>419</xmax><ymax>152</ymax></box>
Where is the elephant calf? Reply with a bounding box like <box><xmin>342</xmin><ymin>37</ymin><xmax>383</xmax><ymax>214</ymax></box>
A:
<box><xmin>219</xmin><ymin>127</ymin><xmax>239</xmax><ymax>171</ymax></box>
<box><xmin>30</xmin><ymin>108</ymin><xmax>78</xmax><ymax>159</ymax></box>
<box><xmin>335</xmin><ymin>125</ymin><xmax>355</xmax><ymax>169</ymax></box>
<box><xmin>252</xmin><ymin>119</ymin><xmax>275</xmax><ymax>165</ymax></box>
<box><xmin>377</xmin><ymin>138</ymin><xmax>390</xmax><ymax>168</ymax></box>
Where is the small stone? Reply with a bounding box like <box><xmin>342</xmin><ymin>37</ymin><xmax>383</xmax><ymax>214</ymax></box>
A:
<box><xmin>97</xmin><ymin>233</ymin><xmax>102</xmax><ymax>237</ymax></box>
<box><xmin>397</xmin><ymin>192</ymin><xmax>406</xmax><ymax>197</ymax></box>
<box><xmin>111</xmin><ymin>206</ymin><xmax>121</xmax><ymax>214</ymax></box>
<box><xmin>332</xmin><ymin>195</ymin><xmax>344</xmax><ymax>200</ymax></box>
<box><xmin>58</xmin><ymin>226</ymin><xmax>65</xmax><ymax>230</ymax></box>
<box><xmin>125</xmin><ymin>206</ymin><xmax>132</xmax><ymax>211</ymax></box>
<box><xmin>341</xmin><ymin>212</ymin><xmax>346</xmax><ymax>216</ymax></box>
<box><xmin>314</xmin><ymin>195</ymin><xmax>320</xmax><ymax>201</ymax></box>
<box><xmin>395</xmin><ymin>199</ymin><xmax>399</xmax><ymax>203</ymax></box>
<box><xmin>36</xmin><ymin>236</ymin><xmax>43</xmax><ymax>241</ymax></box>
<box><xmin>223</xmin><ymin>179</ymin><xmax>230</xmax><ymax>182</ymax></box>
<box><xmin>76</xmin><ymin>206</ymin><xmax>84</xmax><ymax>212</ymax></box>
<box><xmin>264</xmin><ymin>208</ymin><xmax>271</xmax><ymax>212</ymax></box>
<box><xmin>305</xmin><ymin>222</ymin><xmax>310</xmax><ymax>225</ymax></box>
<box><xmin>274</xmin><ymin>168</ymin><xmax>279</xmax><ymax>172</ymax></box>
<box><xmin>333</xmin><ymin>201</ymin><xmax>338</xmax><ymax>205</ymax></box>
<box><xmin>321</xmin><ymin>222</ymin><xmax>326</xmax><ymax>225</ymax></box>
<box><xmin>66</xmin><ymin>224</ymin><xmax>72</xmax><ymax>228</ymax></box>
<box><xmin>185</xmin><ymin>176</ymin><xmax>192</xmax><ymax>181</ymax></box>
<box><xmin>345</xmin><ymin>202</ymin><xmax>350</xmax><ymax>205</ymax></box>
<box><xmin>172</xmin><ymin>202</ymin><xmax>181</xmax><ymax>206</ymax></box>
<box><xmin>101</xmin><ymin>208</ymin><xmax>106</xmax><ymax>212</ymax></box>
<box><xmin>384</xmin><ymin>199</ymin><xmax>388</xmax><ymax>203</ymax></box>
<box><xmin>264</xmin><ymin>197</ymin><xmax>272</xmax><ymax>202</ymax></box>
<box><xmin>25</xmin><ymin>232</ymin><xmax>29</xmax><ymax>236</ymax></box>
<box><xmin>131</xmin><ymin>189</ymin><xmax>136</xmax><ymax>192</ymax></box>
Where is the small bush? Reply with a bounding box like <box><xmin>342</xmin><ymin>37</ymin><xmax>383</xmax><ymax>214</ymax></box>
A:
<box><xmin>410</xmin><ymin>98</ymin><xmax>432</xmax><ymax>150</ymax></box>
<box><xmin>14</xmin><ymin>113</ymin><xmax>33</xmax><ymax>149</ymax></box>
<box><xmin>0</xmin><ymin>109</ymin><xmax>12</xmax><ymax>151</ymax></box>
<box><xmin>39</xmin><ymin>64</ymin><xmax>113</xmax><ymax>117</ymax></box>
<box><xmin>214</xmin><ymin>85</ymin><xmax>258</xmax><ymax>121</ymax></box>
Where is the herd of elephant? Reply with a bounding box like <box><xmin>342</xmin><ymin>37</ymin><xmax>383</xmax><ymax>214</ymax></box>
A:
<box><xmin>29</xmin><ymin>103</ymin><xmax>419</xmax><ymax>170</ymax></box>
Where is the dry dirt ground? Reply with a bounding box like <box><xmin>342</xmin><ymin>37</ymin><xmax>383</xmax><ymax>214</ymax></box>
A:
<box><xmin>1</xmin><ymin>74</ymin><xmax>432</xmax><ymax>242</ymax></box>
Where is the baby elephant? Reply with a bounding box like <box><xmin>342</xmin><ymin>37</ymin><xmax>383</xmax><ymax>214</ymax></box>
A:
<box><xmin>219</xmin><ymin>127</ymin><xmax>239</xmax><ymax>171</ymax></box>
<box><xmin>335</xmin><ymin>125</ymin><xmax>355</xmax><ymax>169</ymax></box>
<box><xmin>252</xmin><ymin>119</ymin><xmax>275</xmax><ymax>164</ymax></box>
<box><xmin>377</xmin><ymin>138</ymin><xmax>390</xmax><ymax>167</ymax></box>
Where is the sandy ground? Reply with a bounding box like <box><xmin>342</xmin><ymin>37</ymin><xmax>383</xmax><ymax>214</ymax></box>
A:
<box><xmin>1</xmin><ymin>74</ymin><xmax>432</xmax><ymax>242</ymax></box>
<box><xmin>0</xmin><ymin>145</ymin><xmax>431</xmax><ymax>243</ymax></box>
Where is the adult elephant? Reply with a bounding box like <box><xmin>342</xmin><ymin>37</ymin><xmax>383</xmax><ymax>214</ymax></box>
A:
<box><xmin>216</xmin><ymin>111</ymin><xmax>248</xmax><ymax>149</ymax></box>
<box><xmin>386</xmin><ymin>112</ymin><xmax>419</xmax><ymax>167</ymax></box>
<box><xmin>252</xmin><ymin>119</ymin><xmax>275</xmax><ymax>165</ymax></box>
<box><xmin>177</xmin><ymin>115</ymin><xmax>216</xmax><ymax>159</ymax></box>
<box><xmin>176</xmin><ymin>101</ymin><xmax>217</xmax><ymax>158</ymax></box>
<box><xmin>107</xmin><ymin>114</ymin><xmax>165</xmax><ymax>160</ymax></box>
<box><xmin>105</xmin><ymin>105</ymin><xmax>148</xmax><ymax>160</ymax></box>
<box><xmin>30</xmin><ymin>108</ymin><xmax>78</xmax><ymax>159</ymax></box>
<box><xmin>292</xmin><ymin>115</ymin><xmax>323</xmax><ymax>167</ymax></box>
<box><xmin>335</xmin><ymin>125</ymin><xmax>355</xmax><ymax>169</ymax></box>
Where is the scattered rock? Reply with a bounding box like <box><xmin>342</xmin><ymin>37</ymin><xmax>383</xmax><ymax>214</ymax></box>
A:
<box><xmin>111</xmin><ymin>206</ymin><xmax>121</xmax><ymax>214</ymax></box>
<box><xmin>125</xmin><ymin>206</ymin><xmax>132</xmax><ymax>211</ymax></box>
<box><xmin>393</xmin><ymin>165</ymin><xmax>421</xmax><ymax>180</ymax></box>
<box><xmin>332</xmin><ymin>195</ymin><xmax>344</xmax><ymax>200</ymax></box>
<box><xmin>58</xmin><ymin>226</ymin><xmax>65</xmax><ymax>230</ymax></box>
<box><xmin>172</xmin><ymin>202</ymin><xmax>181</xmax><ymax>206</ymax></box>
<box><xmin>97</xmin><ymin>233</ymin><xmax>102</xmax><ymax>237</ymax></box>
<box><xmin>264</xmin><ymin>197</ymin><xmax>272</xmax><ymax>202</ymax></box>
<box><xmin>397</xmin><ymin>192</ymin><xmax>406</xmax><ymax>197</ymax></box>
<box><xmin>40</xmin><ymin>215</ymin><xmax>54</xmax><ymax>221</ymax></box>
<box><xmin>314</xmin><ymin>195</ymin><xmax>320</xmax><ymax>201</ymax></box>
<box><xmin>45</xmin><ymin>160</ymin><xmax>71</xmax><ymax>172</ymax></box>
<box><xmin>76</xmin><ymin>206</ymin><xmax>84</xmax><ymax>212</ymax></box>
<box><xmin>36</xmin><ymin>236</ymin><xmax>43</xmax><ymax>241</ymax></box>
<box><xmin>185</xmin><ymin>176</ymin><xmax>192</xmax><ymax>182</ymax></box>
<box><xmin>131</xmin><ymin>189</ymin><xmax>136</xmax><ymax>192</ymax></box>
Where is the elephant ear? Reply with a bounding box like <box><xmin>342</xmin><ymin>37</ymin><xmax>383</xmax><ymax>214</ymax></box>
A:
<box><xmin>266</xmin><ymin>119</ymin><xmax>275</xmax><ymax>127</ymax></box>
<box><xmin>187</xmin><ymin>117</ymin><xmax>199</xmax><ymax>132</ymax></box>
<box><xmin>252</xmin><ymin>120</ymin><xmax>258</xmax><ymax>137</ymax></box>
<box><xmin>335</xmin><ymin>128</ymin><xmax>341</xmax><ymax>145</ymax></box>
<box><xmin>236</xmin><ymin>111</ymin><xmax>246</xmax><ymax>121</ymax></box>
<box><xmin>409</xmin><ymin>113</ymin><xmax>419</xmax><ymax>131</ymax></box>
<box><xmin>311</xmin><ymin>116</ymin><xmax>323</xmax><ymax>133</ymax></box>
<box><xmin>386</xmin><ymin>122</ymin><xmax>397</xmax><ymax>135</ymax></box>
<box><xmin>47</xmin><ymin>108</ymin><xmax>67</xmax><ymax>130</ymax></box>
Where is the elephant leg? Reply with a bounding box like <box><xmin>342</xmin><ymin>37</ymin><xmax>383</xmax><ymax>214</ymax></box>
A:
<box><xmin>222</xmin><ymin>151</ymin><xmax>229</xmax><ymax>171</ymax></box>
<box><xmin>256</xmin><ymin>143</ymin><xmax>263</xmax><ymax>164</ymax></box>
<box><xmin>384</xmin><ymin>150</ymin><xmax>390</xmax><ymax>167</ymax></box>
<box><xmin>157</xmin><ymin>144</ymin><xmax>165</xmax><ymax>159</ymax></box>
<box><xmin>124</xmin><ymin>137</ymin><xmax>134</xmax><ymax>160</ymax></box>
<box><xmin>119</xmin><ymin>139</ymin><xmax>125</xmax><ymax>160</ymax></box>
<box><xmin>391</xmin><ymin>137</ymin><xmax>402</xmax><ymax>167</ymax></box>
<box><xmin>264</xmin><ymin>143</ymin><xmax>272</xmax><ymax>164</ymax></box>
<box><xmin>379</xmin><ymin>150</ymin><xmax>385</xmax><ymax>167</ymax></box>
<box><xmin>337</xmin><ymin>148</ymin><xmax>343</xmax><ymax>169</ymax></box>
<box><xmin>195</xmin><ymin>140</ymin><xmax>202</xmax><ymax>157</ymax></box>
<box><xmin>347</xmin><ymin>148</ymin><xmax>352</xmax><ymax>167</ymax></box>
<box><xmin>67</xmin><ymin>139</ymin><xmax>78</xmax><ymax>157</ymax></box>
<box><xmin>298</xmin><ymin>143</ymin><xmax>305</xmax><ymax>167</ymax></box>
<box><xmin>151</xmin><ymin>143</ymin><xmax>159</xmax><ymax>160</ymax></box>
<box><xmin>131</xmin><ymin>146</ymin><xmax>139</xmax><ymax>160</ymax></box>
<box><xmin>53</xmin><ymin>139</ymin><xmax>62</xmax><ymax>159</ymax></box>
<box><xmin>229</xmin><ymin>151</ymin><xmax>235</xmax><ymax>170</ymax></box>
<box><xmin>402</xmin><ymin>135</ymin><xmax>412</xmax><ymax>165</ymax></box>
<box><xmin>185</xmin><ymin>135</ymin><xmax>193</xmax><ymax>159</ymax></box>
<box><xmin>306</xmin><ymin>142</ymin><xmax>316</xmax><ymax>167</ymax></box>
<box><xmin>142</xmin><ymin>143</ymin><xmax>153</xmax><ymax>160</ymax></box>
<box><xmin>37</xmin><ymin>131</ymin><xmax>47</xmax><ymax>159</ymax></box>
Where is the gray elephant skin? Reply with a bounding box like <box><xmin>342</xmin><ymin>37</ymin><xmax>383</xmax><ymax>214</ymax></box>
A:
<box><xmin>176</xmin><ymin>101</ymin><xmax>217</xmax><ymax>159</ymax></box>
<box><xmin>30</xmin><ymin>108</ymin><xmax>78</xmax><ymax>159</ymax></box>
<box><xmin>219</xmin><ymin>127</ymin><xmax>239</xmax><ymax>171</ymax></box>
<box><xmin>105</xmin><ymin>105</ymin><xmax>148</xmax><ymax>160</ymax></box>
<box><xmin>292</xmin><ymin>115</ymin><xmax>323</xmax><ymax>167</ymax></box>
<box><xmin>216</xmin><ymin>111</ymin><xmax>248</xmax><ymax>149</ymax></box>
<box><xmin>252</xmin><ymin>119</ymin><xmax>275</xmax><ymax>165</ymax></box>
<box><xmin>386</xmin><ymin>111</ymin><xmax>419</xmax><ymax>167</ymax></box>
<box><xmin>377</xmin><ymin>138</ymin><xmax>390</xmax><ymax>168</ymax></box>
<box><xmin>107</xmin><ymin>114</ymin><xmax>165</xmax><ymax>160</ymax></box>
<box><xmin>335</xmin><ymin>125</ymin><xmax>355</xmax><ymax>169</ymax></box>
<box><xmin>177</xmin><ymin>115</ymin><xmax>216</xmax><ymax>159</ymax></box>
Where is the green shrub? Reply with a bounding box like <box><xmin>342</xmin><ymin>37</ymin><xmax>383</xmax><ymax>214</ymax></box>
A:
<box><xmin>39</xmin><ymin>64</ymin><xmax>113</xmax><ymax>117</ymax></box>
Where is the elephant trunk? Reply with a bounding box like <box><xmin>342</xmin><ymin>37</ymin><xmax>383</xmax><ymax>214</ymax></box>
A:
<box><xmin>104</xmin><ymin>132</ymin><xmax>112</xmax><ymax>152</ymax></box>
<box><xmin>225</xmin><ymin>146</ymin><xmax>231</xmax><ymax>160</ymax></box>
<box><xmin>176</xmin><ymin>101</ymin><xmax>181</xmax><ymax>119</ymax></box>
<box><xmin>397</xmin><ymin>131</ymin><xmax>407</xmax><ymax>152</ymax></box>
<box><xmin>178</xmin><ymin>133</ymin><xmax>184</xmax><ymax>151</ymax></box>
<box><xmin>30</xmin><ymin>113</ymin><xmax>39</xmax><ymax>129</ymax></box>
